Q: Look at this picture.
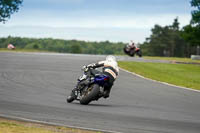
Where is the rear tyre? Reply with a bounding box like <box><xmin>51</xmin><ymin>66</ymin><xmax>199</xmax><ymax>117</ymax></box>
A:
<box><xmin>129</xmin><ymin>50</ymin><xmax>135</xmax><ymax>57</ymax></box>
<box><xmin>80</xmin><ymin>84</ymin><xmax>100</xmax><ymax>105</ymax></box>
<box><xmin>137</xmin><ymin>50</ymin><xmax>142</xmax><ymax>57</ymax></box>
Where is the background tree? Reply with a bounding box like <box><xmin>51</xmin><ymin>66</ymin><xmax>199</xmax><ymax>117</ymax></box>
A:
<box><xmin>0</xmin><ymin>36</ymin><xmax>126</xmax><ymax>55</ymax></box>
<box><xmin>181</xmin><ymin>0</ymin><xmax>200</xmax><ymax>55</ymax></box>
<box><xmin>140</xmin><ymin>18</ymin><xmax>187</xmax><ymax>57</ymax></box>
<box><xmin>191</xmin><ymin>0</ymin><xmax>200</xmax><ymax>25</ymax></box>
<box><xmin>0</xmin><ymin>0</ymin><xmax>23</xmax><ymax>23</ymax></box>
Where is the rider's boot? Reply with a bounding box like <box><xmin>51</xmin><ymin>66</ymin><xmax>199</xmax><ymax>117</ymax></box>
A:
<box><xmin>103</xmin><ymin>88</ymin><xmax>111</xmax><ymax>98</ymax></box>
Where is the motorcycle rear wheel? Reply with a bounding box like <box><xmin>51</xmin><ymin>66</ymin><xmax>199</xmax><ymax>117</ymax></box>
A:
<box><xmin>137</xmin><ymin>50</ymin><xmax>142</xmax><ymax>57</ymax></box>
<box><xmin>129</xmin><ymin>50</ymin><xmax>135</xmax><ymax>57</ymax></box>
<box><xmin>80</xmin><ymin>84</ymin><xmax>100</xmax><ymax>105</ymax></box>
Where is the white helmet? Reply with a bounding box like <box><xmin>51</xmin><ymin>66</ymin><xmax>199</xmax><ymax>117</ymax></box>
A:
<box><xmin>106</xmin><ymin>55</ymin><xmax>116</xmax><ymax>62</ymax></box>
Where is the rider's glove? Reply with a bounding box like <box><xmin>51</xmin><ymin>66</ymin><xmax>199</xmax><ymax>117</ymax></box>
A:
<box><xmin>87</xmin><ymin>63</ymin><xmax>96</xmax><ymax>68</ymax></box>
<box><xmin>82</xmin><ymin>65</ymin><xmax>88</xmax><ymax>71</ymax></box>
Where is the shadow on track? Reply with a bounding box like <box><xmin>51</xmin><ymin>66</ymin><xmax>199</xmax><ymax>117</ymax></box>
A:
<box><xmin>67</xmin><ymin>102</ymin><xmax>116</xmax><ymax>107</ymax></box>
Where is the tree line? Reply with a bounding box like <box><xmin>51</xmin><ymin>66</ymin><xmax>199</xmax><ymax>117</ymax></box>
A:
<box><xmin>139</xmin><ymin>0</ymin><xmax>200</xmax><ymax>57</ymax></box>
<box><xmin>0</xmin><ymin>36</ymin><xmax>125</xmax><ymax>55</ymax></box>
<box><xmin>1</xmin><ymin>0</ymin><xmax>200</xmax><ymax>57</ymax></box>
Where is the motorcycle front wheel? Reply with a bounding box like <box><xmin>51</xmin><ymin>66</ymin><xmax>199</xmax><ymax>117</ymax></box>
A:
<box><xmin>66</xmin><ymin>95</ymin><xmax>75</xmax><ymax>103</ymax></box>
<box><xmin>66</xmin><ymin>91</ymin><xmax>76</xmax><ymax>103</ymax></box>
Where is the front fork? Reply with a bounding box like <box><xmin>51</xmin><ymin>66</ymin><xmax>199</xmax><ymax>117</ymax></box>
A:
<box><xmin>72</xmin><ymin>78</ymin><xmax>90</xmax><ymax>100</ymax></box>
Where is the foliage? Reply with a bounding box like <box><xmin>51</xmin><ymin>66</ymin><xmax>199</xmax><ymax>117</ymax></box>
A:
<box><xmin>191</xmin><ymin>0</ymin><xmax>200</xmax><ymax>25</ymax></box>
<box><xmin>178</xmin><ymin>0</ymin><xmax>200</xmax><ymax>55</ymax></box>
<box><xmin>0</xmin><ymin>0</ymin><xmax>23</xmax><ymax>23</ymax></box>
<box><xmin>139</xmin><ymin>0</ymin><xmax>200</xmax><ymax>57</ymax></box>
<box><xmin>181</xmin><ymin>25</ymin><xmax>200</xmax><ymax>46</ymax></box>
<box><xmin>0</xmin><ymin>36</ymin><xmax>126</xmax><ymax>55</ymax></box>
<box><xmin>140</xmin><ymin>18</ymin><xmax>188</xmax><ymax>57</ymax></box>
<box><xmin>119</xmin><ymin>61</ymin><xmax>200</xmax><ymax>90</ymax></box>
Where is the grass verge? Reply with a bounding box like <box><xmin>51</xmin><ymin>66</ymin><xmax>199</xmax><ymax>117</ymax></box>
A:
<box><xmin>143</xmin><ymin>56</ymin><xmax>200</xmax><ymax>64</ymax></box>
<box><xmin>0</xmin><ymin>117</ymin><xmax>101</xmax><ymax>133</ymax></box>
<box><xmin>118</xmin><ymin>61</ymin><xmax>200</xmax><ymax>90</ymax></box>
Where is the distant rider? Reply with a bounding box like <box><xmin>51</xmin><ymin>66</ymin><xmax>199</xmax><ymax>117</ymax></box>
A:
<box><xmin>127</xmin><ymin>40</ymin><xmax>136</xmax><ymax>51</ymax></box>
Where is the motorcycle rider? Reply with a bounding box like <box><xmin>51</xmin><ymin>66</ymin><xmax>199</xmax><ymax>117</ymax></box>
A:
<box><xmin>127</xmin><ymin>40</ymin><xmax>136</xmax><ymax>50</ymax></box>
<box><xmin>68</xmin><ymin>55</ymin><xmax>119</xmax><ymax>100</ymax></box>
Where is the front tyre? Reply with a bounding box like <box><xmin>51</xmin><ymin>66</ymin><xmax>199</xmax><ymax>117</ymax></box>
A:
<box><xmin>123</xmin><ymin>47</ymin><xmax>128</xmax><ymax>54</ymax></box>
<box><xmin>80</xmin><ymin>84</ymin><xmax>100</xmax><ymax>105</ymax></box>
<box><xmin>66</xmin><ymin>91</ymin><xmax>76</xmax><ymax>103</ymax></box>
<box><xmin>66</xmin><ymin>95</ymin><xmax>75</xmax><ymax>103</ymax></box>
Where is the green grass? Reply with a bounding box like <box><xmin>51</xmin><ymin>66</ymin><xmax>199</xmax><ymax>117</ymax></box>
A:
<box><xmin>0</xmin><ymin>118</ymin><xmax>101</xmax><ymax>133</ymax></box>
<box><xmin>144</xmin><ymin>56</ymin><xmax>200</xmax><ymax>63</ymax></box>
<box><xmin>118</xmin><ymin>61</ymin><xmax>200</xmax><ymax>90</ymax></box>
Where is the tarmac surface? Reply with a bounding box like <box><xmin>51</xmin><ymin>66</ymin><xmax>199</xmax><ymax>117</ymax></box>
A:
<box><xmin>0</xmin><ymin>52</ymin><xmax>200</xmax><ymax>133</ymax></box>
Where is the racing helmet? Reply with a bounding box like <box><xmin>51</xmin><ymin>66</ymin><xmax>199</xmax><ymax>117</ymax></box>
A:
<box><xmin>129</xmin><ymin>40</ymin><xmax>135</xmax><ymax>46</ymax></box>
<box><xmin>106</xmin><ymin>55</ymin><xmax>116</xmax><ymax>62</ymax></box>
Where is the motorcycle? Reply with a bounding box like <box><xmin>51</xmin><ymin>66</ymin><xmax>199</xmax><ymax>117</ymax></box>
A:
<box><xmin>67</xmin><ymin>66</ymin><xmax>110</xmax><ymax>105</ymax></box>
<box><xmin>123</xmin><ymin>45</ymin><xmax>142</xmax><ymax>57</ymax></box>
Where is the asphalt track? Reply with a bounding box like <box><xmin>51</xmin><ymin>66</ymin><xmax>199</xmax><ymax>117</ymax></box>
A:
<box><xmin>0</xmin><ymin>52</ymin><xmax>200</xmax><ymax>133</ymax></box>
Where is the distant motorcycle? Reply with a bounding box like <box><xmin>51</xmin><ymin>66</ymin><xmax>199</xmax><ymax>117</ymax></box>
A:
<box><xmin>123</xmin><ymin>45</ymin><xmax>142</xmax><ymax>57</ymax></box>
<box><xmin>67</xmin><ymin>66</ymin><xmax>110</xmax><ymax>105</ymax></box>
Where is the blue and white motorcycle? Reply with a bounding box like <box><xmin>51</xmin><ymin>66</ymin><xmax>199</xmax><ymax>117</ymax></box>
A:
<box><xmin>67</xmin><ymin>66</ymin><xmax>109</xmax><ymax>105</ymax></box>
